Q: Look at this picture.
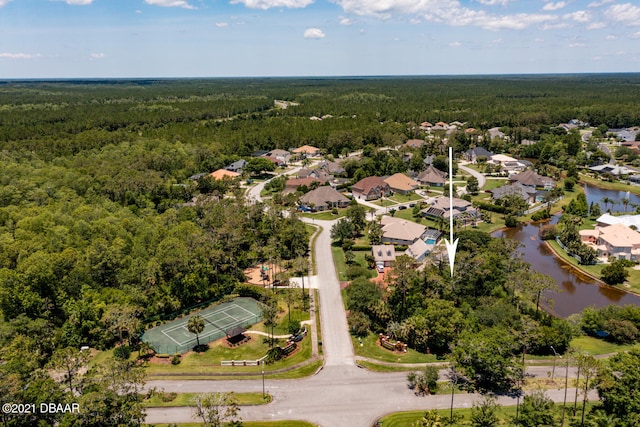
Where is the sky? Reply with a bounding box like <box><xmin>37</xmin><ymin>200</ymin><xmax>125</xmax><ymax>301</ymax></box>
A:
<box><xmin>0</xmin><ymin>0</ymin><xmax>639</xmax><ymax>78</ymax></box>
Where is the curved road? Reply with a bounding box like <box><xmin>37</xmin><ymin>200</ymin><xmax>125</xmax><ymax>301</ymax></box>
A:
<box><xmin>146</xmin><ymin>171</ymin><xmax>596</xmax><ymax>426</ymax></box>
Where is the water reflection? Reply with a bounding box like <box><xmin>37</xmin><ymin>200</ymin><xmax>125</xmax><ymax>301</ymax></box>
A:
<box><xmin>493</xmin><ymin>219</ymin><xmax>640</xmax><ymax>318</ymax></box>
<box><xmin>584</xmin><ymin>184</ymin><xmax>640</xmax><ymax>214</ymax></box>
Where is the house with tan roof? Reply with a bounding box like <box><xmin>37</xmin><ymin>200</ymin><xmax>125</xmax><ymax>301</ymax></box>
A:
<box><xmin>384</xmin><ymin>173</ymin><xmax>419</xmax><ymax>195</ymax></box>
<box><xmin>380</xmin><ymin>215</ymin><xmax>427</xmax><ymax>246</ymax></box>
<box><xmin>210</xmin><ymin>169</ymin><xmax>240</xmax><ymax>180</ymax></box>
<box><xmin>405</xmin><ymin>239</ymin><xmax>431</xmax><ymax>262</ymax></box>
<box><xmin>299</xmin><ymin>186</ymin><xmax>350</xmax><ymax>211</ymax></box>
<box><xmin>405</xmin><ymin>139</ymin><xmax>426</xmax><ymax>149</ymax></box>
<box><xmin>416</xmin><ymin>165</ymin><xmax>446</xmax><ymax>187</ymax></box>
<box><xmin>351</xmin><ymin>176</ymin><xmax>391</xmax><ymax>201</ymax></box>
<box><xmin>292</xmin><ymin>145</ymin><xmax>320</xmax><ymax>158</ymax></box>
<box><xmin>579</xmin><ymin>223</ymin><xmax>640</xmax><ymax>261</ymax></box>
<box><xmin>372</xmin><ymin>245</ymin><xmax>397</xmax><ymax>267</ymax></box>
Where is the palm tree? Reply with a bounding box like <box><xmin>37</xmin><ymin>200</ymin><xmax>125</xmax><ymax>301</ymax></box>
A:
<box><xmin>188</xmin><ymin>315</ymin><xmax>205</xmax><ymax>348</ymax></box>
<box><xmin>601</xmin><ymin>197</ymin><xmax>612</xmax><ymax>212</ymax></box>
<box><xmin>621</xmin><ymin>197</ymin><xmax>630</xmax><ymax>212</ymax></box>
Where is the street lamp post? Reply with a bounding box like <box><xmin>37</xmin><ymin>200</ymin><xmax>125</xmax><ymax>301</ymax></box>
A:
<box><xmin>551</xmin><ymin>346</ymin><xmax>561</xmax><ymax>382</ymax></box>
<box><xmin>262</xmin><ymin>359</ymin><xmax>265</xmax><ymax>399</ymax></box>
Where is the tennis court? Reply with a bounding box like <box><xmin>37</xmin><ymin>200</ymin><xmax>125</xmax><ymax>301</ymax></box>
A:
<box><xmin>141</xmin><ymin>297</ymin><xmax>262</xmax><ymax>354</ymax></box>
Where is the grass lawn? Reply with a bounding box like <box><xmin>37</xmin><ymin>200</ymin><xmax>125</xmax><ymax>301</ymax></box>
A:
<box><xmin>352</xmin><ymin>333</ymin><xmax>439</xmax><ymax>364</ymax></box>
<box><xmin>377</xmin><ymin>403</ymin><xmax>596</xmax><ymax>427</ymax></box>
<box><xmin>389</xmin><ymin>192</ymin><xmax>423</xmax><ymax>203</ymax></box>
<box><xmin>373</xmin><ymin>198</ymin><xmax>397</xmax><ymax>207</ymax></box>
<box><xmin>144</xmin><ymin>392</ymin><xmax>271</xmax><ymax>407</ymax></box>
<box><xmin>299</xmin><ymin>208</ymin><xmax>346</xmax><ymax>220</ymax></box>
<box><xmin>332</xmin><ymin>245</ymin><xmax>376</xmax><ymax>281</ymax></box>
<box><xmin>481</xmin><ymin>178</ymin><xmax>508</xmax><ymax>191</ymax></box>
<box><xmin>570</xmin><ymin>336</ymin><xmax>640</xmax><ymax>355</ymax></box>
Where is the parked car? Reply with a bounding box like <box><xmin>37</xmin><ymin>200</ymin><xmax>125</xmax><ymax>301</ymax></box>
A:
<box><xmin>376</xmin><ymin>263</ymin><xmax>385</xmax><ymax>273</ymax></box>
<box><xmin>398</xmin><ymin>205</ymin><xmax>407</xmax><ymax>210</ymax></box>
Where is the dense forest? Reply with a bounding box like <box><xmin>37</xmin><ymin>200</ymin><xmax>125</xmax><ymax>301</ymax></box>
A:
<box><xmin>1</xmin><ymin>76</ymin><xmax>640</xmax><ymax>426</ymax></box>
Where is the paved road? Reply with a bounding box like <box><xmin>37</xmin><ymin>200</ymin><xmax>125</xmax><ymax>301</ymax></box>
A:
<box><xmin>458</xmin><ymin>163</ymin><xmax>486</xmax><ymax>189</ymax></box>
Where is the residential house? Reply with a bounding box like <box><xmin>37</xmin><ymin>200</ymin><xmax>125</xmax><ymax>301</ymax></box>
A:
<box><xmin>488</xmin><ymin>154</ymin><xmax>527</xmax><ymax>173</ymax></box>
<box><xmin>292</xmin><ymin>145</ymin><xmax>321</xmax><ymax>158</ymax></box>
<box><xmin>298</xmin><ymin>168</ymin><xmax>332</xmax><ymax>183</ymax></box>
<box><xmin>405</xmin><ymin>239</ymin><xmax>431</xmax><ymax>263</ymax></box>
<box><xmin>405</xmin><ymin>139</ymin><xmax>426</xmax><ymax>149</ymax></box>
<box><xmin>464</xmin><ymin>147</ymin><xmax>494</xmax><ymax>163</ymax></box>
<box><xmin>372</xmin><ymin>245</ymin><xmax>397</xmax><ymax>267</ymax></box>
<box><xmin>251</xmin><ymin>149</ymin><xmax>269</xmax><ymax>157</ymax></box>
<box><xmin>299</xmin><ymin>186</ymin><xmax>350</xmax><ymax>211</ymax></box>
<box><xmin>380</xmin><ymin>216</ymin><xmax>427</xmax><ymax>246</ymax></box>
<box><xmin>423</xmin><ymin>155</ymin><xmax>435</xmax><ymax>166</ymax></box>
<box><xmin>263</xmin><ymin>156</ymin><xmax>285</xmax><ymax>167</ymax></box>
<box><xmin>317</xmin><ymin>160</ymin><xmax>346</xmax><ymax>176</ymax></box>
<box><xmin>351</xmin><ymin>176</ymin><xmax>391</xmax><ymax>200</ymax></box>
<box><xmin>509</xmin><ymin>169</ymin><xmax>555</xmax><ymax>190</ymax></box>
<box><xmin>589</xmin><ymin>164</ymin><xmax>636</xmax><ymax>176</ymax></box>
<box><xmin>492</xmin><ymin>182</ymin><xmax>537</xmax><ymax>205</ymax></box>
<box><xmin>285</xmin><ymin>177</ymin><xmax>320</xmax><ymax>193</ymax></box>
<box><xmin>265</xmin><ymin>149</ymin><xmax>291</xmax><ymax>165</ymax></box>
<box><xmin>210</xmin><ymin>169</ymin><xmax>240</xmax><ymax>180</ymax></box>
<box><xmin>225</xmin><ymin>159</ymin><xmax>247</xmax><ymax>173</ymax></box>
<box><xmin>416</xmin><ymin>165</ymin><xmax>446</xmax><ymax>187</ymax></box>
<box><xmin>384</xmin><ymin>173</ymin><xmax>420</xmax><ymax>195</ymax></box>
<box><xmin>579</xmin><ymin>223</ymin><xmax>640</xmax><ymax>261</ymax></box>
<box><xmin>422</xmin><ymin>196</ymin><xmax>479</xmax><ymax>226</ymax></box>
<box><xmin>595</xmin><ymin>213</ymin><xmax>640</xmax><ymax>229</ymax></box>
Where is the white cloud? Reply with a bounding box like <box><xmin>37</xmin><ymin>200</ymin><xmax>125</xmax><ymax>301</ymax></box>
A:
<box><xmin>230</xmin><ymin>0</ymin><xmax>313</xmax><ymax>9</ymax></box>
<box><xmin>333</xmin><ymin>0</ymin><xmax>557</xmax><ymax>30</ymax></box>
<box><xmin>534</xmin><ymin>37</ymin><xmax>544</xmax><ymax>43</ymax></box>
<box><xmin>304</xmin><ymin>28</ymin><xmax>325</xmax><ymax>39</ymax></box>
<box><xmin>605</xmin><ymin>34</ymin><xmax>616</xmax><ymax>40</ymax></box>
<box><xmin>339</xmin><ymin>17</ymin><xmax>352</xmax><ymax>25</ymax></box>
<box><xmin>144</xmin><ymin>0</ymin><xmax>195</xmax><ymax>9</ymax></box>
<box><xmin>215</xmin><ymin>22</ymin><xmax>229</xmax><ymax>27</ymax></box>
<box><xmin>543</xmin><ymin>2</ymin><xmax>565</xmax><ymax>11</ymax></box>
<box><xmin>588</xmin><ymin>0</ymin><xmax>614</xmax><ymax>7</ymax></box>
<box><xmin>476</xmin><ymin>0</ymin><xmax>512</xmax><ymax>5</ymax></box>
<box><xmin>586</xmin><ymin>22</ymin><xmax>606</xmax><ymax>30</ymax></box>
<box><xmin>89</xmin><ymin>53</ymin><xmax>105</xmax><ymax>59</ymax></box>
<box><xmin>449</xmin><ymin>41</ymin><xmax>462</xmax><ymax>47</ymax></box>
<box><xmin>569</xmin><ymin>42</ymin><xmax>586</xmax><ymax>47</ymax></box>
<box><xmin>632</xmin><ymin>31</ymin><xmax>640</xmax><ymax>39</ymax></box>
<box><xmin>605</xmin><ymin>3</ymin><xmax>640</xmax><ymax>26</ymax></box>
<box><xmin>0</xmin><ymin>53</ymin><xmax>40</xmax><ymax>59</ymax></box>
<box><xmin>564</xmin><ymin>11</ymin><xmax>591</xmax><ymax>23</ymax></box>
<box><xmin>65</xmin><ymin>0</ymin><xmax>93</xmax><ymax>5</ymax></box>
<box><xmin>0</xmin><ymin>0</ymin><xmax>13</xmax><ymax>6</ymax></box>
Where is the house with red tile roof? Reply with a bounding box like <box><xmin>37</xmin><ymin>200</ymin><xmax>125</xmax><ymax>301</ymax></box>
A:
<box><xmin>351</xmin><ymin>176</ymin><xmax>391</xmax><ymax>201</ymax></box>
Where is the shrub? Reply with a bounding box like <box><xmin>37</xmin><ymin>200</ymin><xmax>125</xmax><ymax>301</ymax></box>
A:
<box><xmin>235</xmin><ymin>283</ymin><xmax>267</xmax><ymax>302</ymax></box>
<box><xmin>161</xmin><ymin>392</ymin><xmax>178</xmax><ymax>402</ymax></box>
<box><xmin>114</xmin><ymin>345</ymin><xmax>131</xmax><ymax>360</ymax></box>
<box><xmin>346</xmin><ymin>265</ymin><xmax>370</xmax><ymax>280</ymax></box>
<box><xmin>348</xmin><ymin>311</ymin><xmax>371</xmax><ymax>337</ymax></box>
<box><xmin>171</xmin><ymin>354</ymin><xmax>181</xmax><ymax>365</ymax></box>
<box><xmin>539</xmin><ymin>224</ymin><xmax>558</xmax><ymax>240</ymax></box>
<box><xmin>505</xmin><ymin>215</ymin><xmax>518</xmax><ymax>228</ymax></box>
<box><xmin>288</xmin><ymin>320</ymin><xmax>301</xmax><ymax>335</ymax></box>
<box><xmin>265</xmin><ymin>346</ymin><xmax>283</xmax><ymax>364</ymax></box>
<box><xmin>531</xmin><ymin>209</ymin><xmax>551</xmax><ymax>221</ymax></box>
<box><xmin>605</xmin><ymin>319</ymin><xmax>638</xmax><ymax>344</ymax></box>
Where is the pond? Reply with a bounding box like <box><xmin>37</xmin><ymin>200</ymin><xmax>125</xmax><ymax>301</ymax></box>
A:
<box><xmin>492</xmin><ymin>217</ymin><xmax>640</xmax><ymax>318</ymax></box>
<box><xmin>583</xmin><ymin>183</ymin><xmax>640</xmax><ymax>214</ymax></box>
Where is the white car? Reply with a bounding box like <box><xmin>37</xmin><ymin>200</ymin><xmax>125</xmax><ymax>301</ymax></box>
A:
<box><xmin>376</xmin><ymin>263</ymin><xmax>385</xmax><ymax>273</ymax></box>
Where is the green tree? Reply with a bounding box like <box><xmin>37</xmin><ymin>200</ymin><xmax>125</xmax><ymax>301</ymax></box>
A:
<box><xmin>47</xmin><ymin>347</ymin><xmax>91</xmax><ymax>394</ymax></box>
<box><xmin>330</xmin><ymin>218</ymin><xmax>354</xmax><ymax>245</ymax></box>
<box><xmin>192</xmin><ymin>392</ymin><xmax>242</xmax><ymax>427</ymax></box>
<box><xmin>188</xmin><ymin>315</ymin><xmax>205</xmax><ymax>348</ymax></box>
<box><xmin>414</xmin><ymin>410</ymin><xmax>443</xmax><ymax>427</ymax></box>
<box><xmin>596</xmin><ymin>349</ymin><xmax>640</xmax><ymax>426</ymax></box>
<box><xmin>601</xmin><ymin>259</ymin><xmax>629</xmax><ymax>286</ymax></box>
<box><xmin>471</xmin><ymin>394</ymin><xmax>500</xmax><ymax>427</ymax></box>
<box><xmin>518</xmin><ymin>390</ymin><xmax>556</xmax><ymax>427</ymax></box>
<box><xmin>245</xmin><ymin>157</ymin><xmax>275</xmax><ymax>176</ymax></box>
<box><xmin>466</xmin><ymin>175</ymin><xmax>479</xmax><ymax>195</ymax></box>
